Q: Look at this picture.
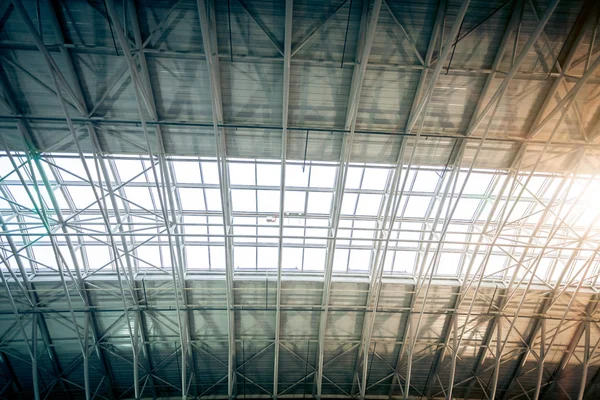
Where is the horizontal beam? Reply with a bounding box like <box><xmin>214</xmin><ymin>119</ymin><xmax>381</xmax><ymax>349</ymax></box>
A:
<box><xmin>4</xmin><ymin>115</ymin><xmax>600</xmax><ymax>149</ymax></box>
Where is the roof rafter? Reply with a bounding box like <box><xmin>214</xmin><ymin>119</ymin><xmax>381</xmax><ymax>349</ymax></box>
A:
<box><xmin>196</xmin><ymin>1</ymin><xmax>238</xmax><ymax>398</ymax></box>
<box><xmin>273</xmin><ymin>0</ymin><xmax>293</xmax><ymax>398</ymax></box>
<box><xmin>314</xmin><ymin>1</ymin><xmax>382</xmax><ymax>397</ymax></box>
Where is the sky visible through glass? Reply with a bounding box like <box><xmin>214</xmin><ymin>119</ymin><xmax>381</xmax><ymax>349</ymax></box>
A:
<box><xmin>0</xmin><ymin>152</ymin><xmax>599</xmax><ymax>287</ymax></box>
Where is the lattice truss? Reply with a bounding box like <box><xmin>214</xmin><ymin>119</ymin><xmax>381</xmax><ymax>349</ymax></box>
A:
<box><xmin>2</xmin><ymin>0</ymin><xmax>600</xmax><ymax>399</ymax></box>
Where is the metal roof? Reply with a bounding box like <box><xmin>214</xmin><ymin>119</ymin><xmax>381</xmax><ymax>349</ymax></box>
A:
<box><xmin>1</xmin><ymin>0</ymin><xmax>600</xmax><ymax>399</ymax></box>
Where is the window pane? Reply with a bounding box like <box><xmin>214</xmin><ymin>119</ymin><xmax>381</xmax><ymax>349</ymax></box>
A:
<box><xmin>355</xmin><ymin>194</ymin><xmax>382</xmax><ymax>216</ymax></box>
<box><xmin>438</xmin><ymin>253</ymin><xmax>461</xmax><ymax>275</ymax></box>
<box><xmin>229</xmin><ymin>163</ymin><xmax>255</xmax><ymax>185</ymax></box>
<box><xmin>186</xmin><ymin>246</ymin><xmax>210</xmax><ymax>269</ymax></box>
<box><xmin>310</xmin><ymin>166</ymin><xmax>336</xmax><ymax>188</ymax></box>
<box><xmin>348</xmin><ymin>249</ymin><xmax>371</xmax><ymax>272</ymax></box>
<box><xmin>307</xmin><ymin>192</ymin><xmax>332</xmax><ymax>214</ymax></box>
<box><xmin>210</xmin><ymin>246</ymin><xmax>226</xmax><ymax>269</ymax></box>
<box><xmin>115</xmin><ymin>159</ymin><xmax>147</xmax><ymax>183</ymax></box>
<box><xmin>232</xmin><ymin>190</ymin><xmax>256</xmax><ymax>212</ymax></box>
<box><xmin>258</xmin><ymin>247</ymin><xmax>278</xmax><ymax>269</ymax></box>
<box><xmin>257</xmin><ymin>164</ymin><xmax>281</xmax><ymax>186</ymax></box>
<box><xmin>284</xmin><ymin>191</ymin><xmax>305</xmax><ymax>213</ymax></box>
<box><xmin>341</xmin><ymin>193</ymin><xmax>358</xmax><ymax>215</ymax></box>
<box><xmin>362</xmin><ymin>168</ymin><xmax>389</xmax><ymax>190</ymax></box>
<box><xmin>412</xmin><ymin>170</ymin><xmax>439</xmax><ymax>192</ymax></box>
<box><xmin>303</xmin><ymin>248</ymin><xmax>326</xmax><ymax>271</ymax></box>
<box><xmin>404</xmin><ymin>196</ymin><xmax>430</xmax><ymax>218</ymax></box>
<box><xmin>282</xmin><ymin>247</ymin><xmax>303</xmax><ymax>270</ymax></box>
<box><xmin>286</xmin><ymin>164</ymin><xmax>310</xmax><ymax>187</ymax></box>
<box><xmin>333</xmin><ymin>249</ymin><xmax>349</xmax><ymax>272</ymax></box>
<box><xmin>179</xmin><ymin>188</ymin><xmax>206</xmax><ymax>210</ymax></box>
<box><xmin>201</xmin><ymin>162</ymin><xmax>220</xmax><ymax>184</ymax></box>
<box><xmin>205</xmin><ymin>189</ymin><xmax>223</xmax><ymax>211</ymax></box>
<box><xmin>257</xmin><ymin>190</ymin><xmax>280</xmax><ymax>213</ymax></box>
<box><xmin>235</xmin><ymin>246</ymin><xmax>256</xmax><ymax>269</ymax></box>
<box><xmin>173</xmin><ymin>161</ymin><xmax>201</xmax><ymax>183</ymax></box>
<box><xmin>345</xmin><ymin>167</ymin><xmax>363</xmax><ymax>189</ymax></box>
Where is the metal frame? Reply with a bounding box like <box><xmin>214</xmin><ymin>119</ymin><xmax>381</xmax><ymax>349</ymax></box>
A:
<box><xmin>3</xmin><ymin>1</ymin><xmax>600</xmax><ymax>399</ymax></box>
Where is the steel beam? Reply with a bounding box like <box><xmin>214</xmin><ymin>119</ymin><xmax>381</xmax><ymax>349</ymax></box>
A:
<box><xmin>125</xmin><ymin>1</ymin><xmax>198</xmax><ymax>397</ymax></box>
<box><xmin>466</xmin><ymin>0</ymin><xmax>523</xmax><ymax>134</ymax></box>
<box><xmin>421</xmin><ymin>287</ymin><xmax>461</xmax><ymax>399</ymax></box>
<box><xmin>103</xmin><ymin>1</ymin><xmax>193</xmax><ymax>398</ymax></box>
<box><xmin>386</xmin><ymin>3</ymin><xmax>448</xmax><ymax>395</ymax></box>
<box><xmin>314</xmin><ymin>1</ymin><xmax>382</xmax><ymax>398</ymax></box>
<box><xmin>525</xmin><ymin>0</ymin><xmax>599</xmax><ymax>141</ymax></box>
<box><xmin>45</xmin><ymin>3</ymin><xmax>119</xmax><ymax>397</ymax></box>
<box><xmin>498</xmin><ymin>79</ymin><xmax>600</xmax><ymax>399</ymax></box>
<box><xmin>583</xmin><ymin>349</ymin><xmax>600</xmax><ymax>399</ymax></box>
<box><xmin>0</xmin><ymin>351</ymin><xmax>21</xmax><ymax>399</ymax></box>
<box><xmin>22</xmin><ymin>0</ymin><xmax>161</xmax><ymax>397</ymax></box>
<box><xmin>500</xmin><ymin>213</ymin><xmax>600</xmax><ymax>399</ymax></box>
<box><xmin>465</xmin><ymin>0</ymin><xmax>561</xmax><ymax>137</ymax></box>
<box><xmin>461</xmin><ymin>290</ymin><xmax>507</xmax><ymax>400</ymax></box>
<box><xmin>404</xmin><ymin>0</ymin><xmax>445</xmax><ymax>134</ymax></box>
<box><xmin>405</xmin><ymin>0</ymin><xmax>471</xmax><ymax>133</ymax></box>
<box><xmin>236</xmin><ymin>0</ymin><xmax>283</xmax><ymax>56</ymax></box>
<box><xmin>539</xmin><ymin>301</ymin><xmax>600</xmax><ymax>397</ymax></box>
<box><xmin>273</xmin><ymin>0</ymin><xmax>292</xmax><ymax>398</ymax></box>
<box><xmin>461</xmin><ymin>156</ymin><xmax>581</xmax><ymax>400</ymax></box>
<box><xmin>352</xmin><ymin>140</ymin><xmax>407</xmax><ymax>400</ymax></box>
<box><xmin>0</xmin><ymin>62</ymin><xmax>74</xmax><ymax>400</ymax></box>
<box><xmin>196</xmin><ymin>1</ymin><xmax>237</xmax><ymax>398</ymax></box>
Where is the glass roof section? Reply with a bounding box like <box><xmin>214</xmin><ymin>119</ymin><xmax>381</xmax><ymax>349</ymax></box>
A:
<box><xmin>1</xmin><ymin>152</ymin><xmax>599</xmax><ymax>288</ymax></box>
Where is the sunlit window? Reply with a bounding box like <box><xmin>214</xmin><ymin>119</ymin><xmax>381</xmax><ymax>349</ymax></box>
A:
<box><xmin>0</xmin><ymin>153</ymin><xmax>598</xmax><ymax>288</ymax></box>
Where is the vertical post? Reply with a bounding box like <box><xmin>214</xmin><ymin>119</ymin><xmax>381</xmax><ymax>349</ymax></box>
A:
<box><xmin>196</xmin><ymin>1</ymin><xmax>237</xmax><ymax>397</ymax></box>
<box><xmin>274</xmin><ymin>0</ymin><xmax>293</xmax><ymax>398</ymax></box>
<box><xmin>577</xmin><ymin>321</ymin><xmax>590</xmax><ymax>400</ymax></box>
<box><xmin>314</xmin><ymin>1</ymin><xmax>382</xmax><ymax>398</ymax></box>
<box><xmin>32</xmin><ymin>312</ymin><xmax>39</xmax><ymax>400</ymax></box>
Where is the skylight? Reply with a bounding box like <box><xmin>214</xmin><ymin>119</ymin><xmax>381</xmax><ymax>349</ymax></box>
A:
<box><xmin>0</xmin><ymin>153</ymin><xmax>599</xmax><ymax>287</ymax></box>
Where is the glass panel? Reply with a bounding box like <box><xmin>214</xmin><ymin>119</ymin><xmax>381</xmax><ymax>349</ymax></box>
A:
<box><xmin>361</xmin><ymin>168</ymin><xmax>389</xmax><ymax>190</ymax></box>
<box><xmin>284</xmin><ymin>191</ymin><xmax>306</xmax><ymax>213</ymax></box>
<box><xmin>412</xmin><ymin>170</ymin><xmax>440</xmax><ymax>192</ymax></box>
<box><xmin>307</xmin><ymin>192</ymin><xmax>332</xmax><ymax>214</ymax></box>
<box><xmin>232</xmin><ymin>190</ymin><xmax>256</xmax><ymax>212</ymax></box>
<box><xmin>124</xmin><ymin>187</ymin><xmax>156</xmax><ymax>210</ymax></box>
<box><xmin>205</xmin><ymin>189</ymin><xmax>222</xmax><ymax>211</ymax></box>
<box><xmin>341</xmin><ymin>193</ymin><xmax>358</xmax><ymax>215</ymax></box>
<box><xmin>345</xmin><ymin>167</ymin><xmax>363</xmax><ymax>189</ymax></box>
<box><xmin>438</xmin><ymin>253</ymin><xmax>461</xmax><ymax>275</ymax></box>
<box><xmin>210</xmin><ymin>246</ymin><xmax>226</xmax><ymax>269</ymax></box>
<box><xmin>186</xmin><ymin>246</ymin><xmax>210</xmax><ymax>269</ymax></box>
<box><xmin>393</xmin><ymin>250</ymin><xmax>416</xmax><ymax>273</ymax></box>
<box><xmin>201</xmin><ymin>162</ymin><xmax>220</xmax><ymax>184</ymax></box>
<box><xmin>355</xmin><ymin>194</ymin><xmax>382</xmax><ymax>216</ymax></box>
<box><xmin>115</xmin><ymin>159</ymin><xmax>147</xmax><ymax>183</ymax></box>
<box><xmin>257</xmin><ymin>164</ymin><xmax>281</xmax><ymax>186</ymax></box>
<box><xmin>257</xmin><ymin>247</ymin><xmax>278</xmax><ymax>269</ymax></box>
<box><xmin>229</xmin><ymin>163</ymin><xmax>255</xmax><ymax>185</ymax></box>
<box><xmin>173</xmin><ymin>160</ymin><xmax>201</xmax><ymax>183</ymax></box>
<box><xmin>234</xmin><ymin>246</ymin><xmax>256</xmax><ymax>269</ymax></box>
<box><xmin>179</xmin><ymin>188</ymin><xmax>206</xmax><ymax>210</ymax></box>
<box><xmin>4</xmin><ymin>155</ymin><xmax>600</xmax><ymax>285</ymax></box>
<box><xmin>85</xmin><ymin>246</ymin><xmax>113</xmax><ymax>271</ymax></box>
<box><xmin>282</xmin><ymin>247</ymin><xmax>303</xmax><ymax>270</ymax></box>
<box><xmin>286</xmin><ymin>164</ymin><xmax>310</xmax><ymax>187</ymax></box>
<box><xmin>404</xmin><ymin>196</ymin><xmax>430</xmax><ymax>218</ymax></box>
<box><xmin>309</xmin><ymin>166</ymin><xmax>336</xmax><ymax>188</ymax></box>
<box><xmin>333</xmin><ymin>248</ymin><xmax>349</xmax><ymax>272</ymax></box>
<box><xmin>257</xmin><ymin>190</ymin><xmax>280</xmax><ymax>213</ymax></box>
<box><xmin>348</xmin><ymin>249</ymin><xmax>371</xmax><ymax>272</ymax></box>
<box><xmin>303</xmin><ymin>247</ymin><xmax>326</xmax><ymax>271</ymax></box>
